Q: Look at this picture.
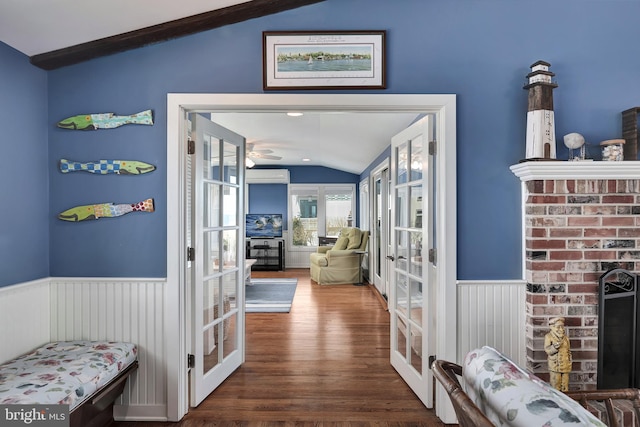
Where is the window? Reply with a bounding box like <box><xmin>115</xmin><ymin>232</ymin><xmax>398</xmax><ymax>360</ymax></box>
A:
<box><xmin>290</xmin><ymin>184</ymin><xmax>356</xmax><ymax>247</ymax></box>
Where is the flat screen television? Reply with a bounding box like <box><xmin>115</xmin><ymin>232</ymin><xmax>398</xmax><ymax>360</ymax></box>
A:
<box><xmin>246</xmin><ymin>214</ymin><xmax>283</xmax><ymax>239</ymax></box>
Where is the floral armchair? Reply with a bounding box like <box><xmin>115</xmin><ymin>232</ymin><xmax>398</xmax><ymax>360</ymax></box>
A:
<box><xmin>309</xmin><ymin>227</ymin><xmax>369</xmax><ymax>285</ymax></box>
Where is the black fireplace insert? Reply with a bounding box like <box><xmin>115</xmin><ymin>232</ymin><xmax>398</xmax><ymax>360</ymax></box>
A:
<box><xmin>598</xmin><ymin>268</ymin><xmax>639</xmax><ymax>389</ymax></box>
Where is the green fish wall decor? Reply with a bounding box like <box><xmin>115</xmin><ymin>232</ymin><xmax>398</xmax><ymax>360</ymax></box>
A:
<box><xmin>59</xmin><ymin>159</ymin><xmax>156</xmax><ymax>175</ymax></box>
<box><xmin>57</xmin><ymin>110</ymin><xmax>153</xmax><ymax>130</ymax></box>
<box><xmin>58</xmin><ymin>198</ymin><xmax>154</xmax><ymax>222</ymax></box>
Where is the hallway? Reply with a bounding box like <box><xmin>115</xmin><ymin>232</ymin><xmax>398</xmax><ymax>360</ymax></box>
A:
<box><xmin>115</xmin><ymin>269</ymin><xmax>446</xmax><ymax>426</ymax></box>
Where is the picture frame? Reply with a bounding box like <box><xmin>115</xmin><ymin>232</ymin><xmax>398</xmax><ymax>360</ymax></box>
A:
<box><xmin>262</xmin><ymin>31</ymin><xmax>386</xmax><ymax>90</ymax></box>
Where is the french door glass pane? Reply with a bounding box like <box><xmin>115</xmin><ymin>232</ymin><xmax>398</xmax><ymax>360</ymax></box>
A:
<box><xmin>325</xmin><ymin>192</ymin><xmax>352</xmax><ymax>237</ymax></box>
<box><xmin>221</xmin><ymin>273</ymin><xmax>238</xmax><ymax>359</ymax></box>
<box><xmin>396</xmin><ymin>230</ymin><xmax>409</xmax><ymax>271</ymax></box>
<box><xmin>410</xmin><ymin>139</ymin><xmax>424</xmax><ymax>182</ymax></box>
<box><xmin>203</xmin><ymin>231</ymin><xmax>222</xmax><ymax>276</ymax></box>
<box><xmin>396</xmin><ymin>142</ymin><xmax>408</xmax><ymax>185</ymax></box>
<box><xmin>203</xmin><ymin>136</ymin><xmax>221</xmax><ymax>181</ymax></box>
<box><xmin>204</xmin><ymin>183</ymin><xmax>221</xmax><ymax>228</ymax></box>
<box><xmin>291</xmin><ymin>193</ymin><xmax>318</xmax><ymax>246</ymax></box>
<box><xmin>202</xmin><ymin>276</ymin><xmax>223</xmax><ymax>372</ymax></box>
<box><xmin>409</xmin><ymin>278</ymin><xmax>423</xmax><ymax>326</ymax></box>
<box><xmin>222</xmin><ymin>184</ymin><xmax>237</xmax><ymax>227</ymax></box>
<box><xmin>222</xmin><ymin>141</ymin><xmax>237</xmax><ymax>183</ymax></box>
<box><xmin>396</xmin><ymin>186</ymin><xmax>408</xmax><ymax>228</ymax></box>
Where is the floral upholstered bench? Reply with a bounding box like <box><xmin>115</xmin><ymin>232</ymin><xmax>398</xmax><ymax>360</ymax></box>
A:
<box><xmin>461</xmin><ymin>346</ymin><xmax>607</xmax><ymax>426</ymax></box>
<box><xmin>435</xmin><ymin>346</ymin><xmax>640</xmax><ymax>426</ymax></box>
<box><xmin>434</xmin><ymin>346</ymin><xmax>640</xmax><ymax>426</ymax></box>
<box><xmin>0</xmin><ymin>341</ymin><xmax>138</xmax><ymax>427</ymax></box>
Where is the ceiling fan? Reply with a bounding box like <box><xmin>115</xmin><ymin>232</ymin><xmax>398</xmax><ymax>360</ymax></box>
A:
<box><xmin>246</xmin><ymin>142</ymin><xmax>281</xmax><ymax>167</ymax></box>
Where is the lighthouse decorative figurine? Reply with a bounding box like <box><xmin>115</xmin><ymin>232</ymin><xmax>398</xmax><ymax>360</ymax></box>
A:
<box><xmin>524</xmin><ymin>60</ymin><xmax>558</xmax><ymax>160</ymax></box>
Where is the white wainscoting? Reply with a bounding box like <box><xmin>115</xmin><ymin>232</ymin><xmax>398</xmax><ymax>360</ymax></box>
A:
<box><xmin>457</xmin><ymin>280</ymin><xmax>526</xmax><ymax>367</ymax></box>
<box><xmin>0</xmin><ymin>278</ymin><xmax>50</xmax><ymax>363</ymax></box>
<box><xmin>50</xmin><ymin>278</ymin><xmax>167</xmax><ymax>421</ymax></box>
<box><xmin>286</xmin><ymin>249</ymin><xmax>312</xmax><ymax>269</ymax></box>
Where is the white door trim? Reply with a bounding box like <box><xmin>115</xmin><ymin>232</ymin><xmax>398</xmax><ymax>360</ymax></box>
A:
<box><xmin>166</xmin><ymin>93</ymin><xmax>457</xmax><ymax>423</ymax></box>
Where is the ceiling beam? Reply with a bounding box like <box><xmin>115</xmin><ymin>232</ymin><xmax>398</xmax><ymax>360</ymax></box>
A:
<box><xmin>30</xmin><ymin>0</ymin><xmax>326</xmax><ymax>71</ymax></box>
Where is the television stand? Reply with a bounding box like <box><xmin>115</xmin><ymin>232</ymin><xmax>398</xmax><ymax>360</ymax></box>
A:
<box><xmin>246</xmin><ymin>239</ymin><xmax>284</xmax><ymax>271</ymax></box>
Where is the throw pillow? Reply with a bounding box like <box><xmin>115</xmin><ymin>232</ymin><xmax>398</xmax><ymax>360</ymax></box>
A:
<box><xmin>346</xmin><ymin>228</ymin><xmax>362</xmax><ymax>250</ymax></box>
<box><xmin>333</xmin><ymin>235</ymin><xmax>349</xmax><ymax>250</ymax></box>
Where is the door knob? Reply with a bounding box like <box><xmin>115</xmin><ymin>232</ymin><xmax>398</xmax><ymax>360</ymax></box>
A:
<box><xmin>386</xmin><ymin>255</ymin><xmax>395</xmax><ymax>261</ymax></box>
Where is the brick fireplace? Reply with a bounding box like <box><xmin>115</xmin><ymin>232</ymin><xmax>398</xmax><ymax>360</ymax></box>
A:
<box><xmin>511</xmin><ymin>161</ymin><xmax>640</xmax><ymax>390</ymax></box>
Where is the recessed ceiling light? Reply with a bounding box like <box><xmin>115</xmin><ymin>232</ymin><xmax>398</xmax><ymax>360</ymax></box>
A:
<box><xmin>302</xmin><ymin>158</ymin><xmax>311</xmax><ymax>162</ymax></box>
<box><xmin>287</xmin><ymin>112</ymin><xmax>304</xmax><ymax>117</ymax></box>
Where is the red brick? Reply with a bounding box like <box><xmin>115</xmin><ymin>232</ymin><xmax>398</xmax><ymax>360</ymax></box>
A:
<box><xmin>583</xmin><ymin>272</ymin><xmax>601</xmax><ymax>282</ymax></box>
<box><xmin>549</xmin><ymin>228</ymin><xmax>583</xmax><ymax>238</ymax></box>
<box><xmin>572</xmin><ymin>350</ymin><xmax>598</xmax><ymax>360</ymax></box>
<box><xmin>603</xmin><ymin>217</ymin><xmax>635</xmax><ymax>226</ymax></box>
<box><xmin>531</xmin><ymin>240</ymin><xmax>566</xmax><ymax>249</ymax></box>
<box><xmin>568</xmin><ymin>216</ymin><xmax>600</xmax><ymax>226</ymax></box>
<box><xmin>527</xmin><ymin>294</ymin><xmax>549</xmax><ymax>304</ymax></box>
<box><xmin>531</xmin><ymin>195</ymin><xmax>566</xmax><ymax>204</ymax></box>
<box><xmin>549</xmin><ymin>250</ymin><xmax>583</xmax><ymax>260</ymax></box>
<box><xmin>527</xmin><ymin>180</ymin><xmax>544</xmax><ymax>194</ymax></box>
<box><xmin>568</xmin><ymin>283</ymin><xmax>598</xmax><ymax>293</ymax></box>
<box><xmin>584</xmin><ymin>228</ymin><xmax>617</xmax><ymax>237</ymax></box>
<box><xmin>602</xmin><ymin>195</ymin><xmax>635</xmax><ymax>203</ymax></box>
<box><xmin>531</xmin><ymin>261</ymin><xmax>566</xmax><ymax>271</ymax></box>
<box><xmin>584</xmin><ymin>250</ymin><xmax>617</xmax><ymax>260</ymax></box>
<box><xmin>545</xmin><ymin>180</ymin><xmax>555</xmax><ymax>193</ymax></box>
<box><xmin>528</xmin><ymin>228</ymin><xmax>547</xmax><ymax>238</ymax></box>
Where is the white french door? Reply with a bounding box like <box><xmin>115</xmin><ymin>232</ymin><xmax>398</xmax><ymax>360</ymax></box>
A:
<box><xmin>189</xmin><ymin>114</ymin><xmax>245</xmax><ymax>406</ymax></box>
<box><xmin>389</xmin><ymin>116</ymin><xmax>436</xmax><ymax>407</ymax></box>
<box><xmin>372</xmin><ymin>165</ymin><xmax>390</xmax><ymax>299</ymax></box>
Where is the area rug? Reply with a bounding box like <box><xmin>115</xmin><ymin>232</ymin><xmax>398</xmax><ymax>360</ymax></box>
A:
<box><xmin>245</xmin><ymin>278</ymin><xmax>298</xmax><ymax>313</ymax></box>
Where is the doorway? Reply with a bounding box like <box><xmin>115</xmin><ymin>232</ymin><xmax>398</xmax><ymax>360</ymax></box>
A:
<box><xmin>166</xmin><ymin>93</ymin><xmax>457</xmax><ymax>423</ymax></box>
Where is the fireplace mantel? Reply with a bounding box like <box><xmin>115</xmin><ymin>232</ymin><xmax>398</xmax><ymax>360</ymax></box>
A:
<box><xmin>510</xmin><ymin>160</ymin><xmax>640</xmax><ymax>181</ymax></box>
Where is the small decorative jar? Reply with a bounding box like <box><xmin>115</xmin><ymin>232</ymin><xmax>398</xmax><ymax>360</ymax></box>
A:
<box><xmin>600</xmin><ymin>139</ymin><xmax>625</xmax><ymax>161</ymax></box>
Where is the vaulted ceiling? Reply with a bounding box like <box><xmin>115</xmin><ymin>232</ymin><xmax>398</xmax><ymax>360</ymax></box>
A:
<box><xmin>0</xmin><ymin>0</ymin><xmax>324</xmax><ymax>70</ymax></box>
<box><xmin>0</xmin><ymin>0</ymin><xmax>418</xmax><ymax>174</ymax></box>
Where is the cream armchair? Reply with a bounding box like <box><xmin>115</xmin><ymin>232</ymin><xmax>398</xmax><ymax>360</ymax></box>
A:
<box><xmin>310</xmin><ymin>227</ymin><xmax>369</xmax><ymax>285</ymax></box>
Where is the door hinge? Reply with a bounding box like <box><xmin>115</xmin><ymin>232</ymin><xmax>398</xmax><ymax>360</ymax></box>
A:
<box><xmin>428</xmin><ymin>140</ymin><xmax>437</xmax><ymax>155</ymax></box>
<box><xmin>428</xmin><ymin>248</ymin><xmax>437</xmax><ymax>264</ymax></box>
<box><xmin>187</xmin><ymin>247</ymin><xmax>195</xmax><ymax>261</ymax></box>
<box><xmin>187</xmin><ymin>139</ymin><xmax>195</xmax><ymax>155</ymax></box>
<box><xmin>187</xmin><ymin>353</ymin><xmax>195</xmax><ymax>369</ymax></box>
<box><xmin>428</xmin><ymin>355</ymin><xmax>437</xmax><ymax>368</ymax></box>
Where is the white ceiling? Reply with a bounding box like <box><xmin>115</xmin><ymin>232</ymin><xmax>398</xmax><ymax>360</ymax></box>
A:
<box><xmin>0</xmin><ymin>0</ymin><xmax>253</xmax><ymax>56</ymax></box>
<box><xmin>212</xmin><ymin>111</ymin><xmax>419</xmax><ymax>174</ymax></box>
<box><xmin>0</xmin><ymin>0</ymin><xmax>417</xmax><ymax>174</ymax></box>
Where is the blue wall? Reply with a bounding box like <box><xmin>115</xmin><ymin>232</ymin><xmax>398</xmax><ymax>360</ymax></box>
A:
<box><xmin>0</xmin><ymin>43</ymin><xmax>48</xmax><ymax>287</ymax></box>
<box><xmin>3</xmin><ymin>0</ymin><xmax>640</xmax><ymax>286</ymax></box>
<box><xmin>248</xmin><ymin>184</ymin><xmax>288</xmax><ymax>229</ymax></box>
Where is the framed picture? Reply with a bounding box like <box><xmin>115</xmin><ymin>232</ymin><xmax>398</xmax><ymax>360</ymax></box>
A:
<box><xmin>263</xmin><ymin>31</ymin><xmax>386</xmax><ymax>90</ymax></box>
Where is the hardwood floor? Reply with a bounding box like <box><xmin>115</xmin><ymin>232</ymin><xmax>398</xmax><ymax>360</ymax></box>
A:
<box><xmin>114</xmin><ymin>269</ymin><xmax>447</xmax><ymax>427</ymax></box>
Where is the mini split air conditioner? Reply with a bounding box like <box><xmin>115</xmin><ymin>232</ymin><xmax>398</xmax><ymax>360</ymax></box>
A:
<box><xmin>245</xmin><ymin>169</ymin><xmax>290</xmax><ymax>184</ymax></box>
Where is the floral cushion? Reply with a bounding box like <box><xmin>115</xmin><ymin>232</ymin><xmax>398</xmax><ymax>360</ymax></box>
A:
<box><xmin>0</xmin><ymin>341</ymin><xmax>137</xmax><ymax>411</ymax></box>
<box><xmin>463</xmin><ymin>346</ymin><xmax>605</xmax><ymax>426</ymax></box>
